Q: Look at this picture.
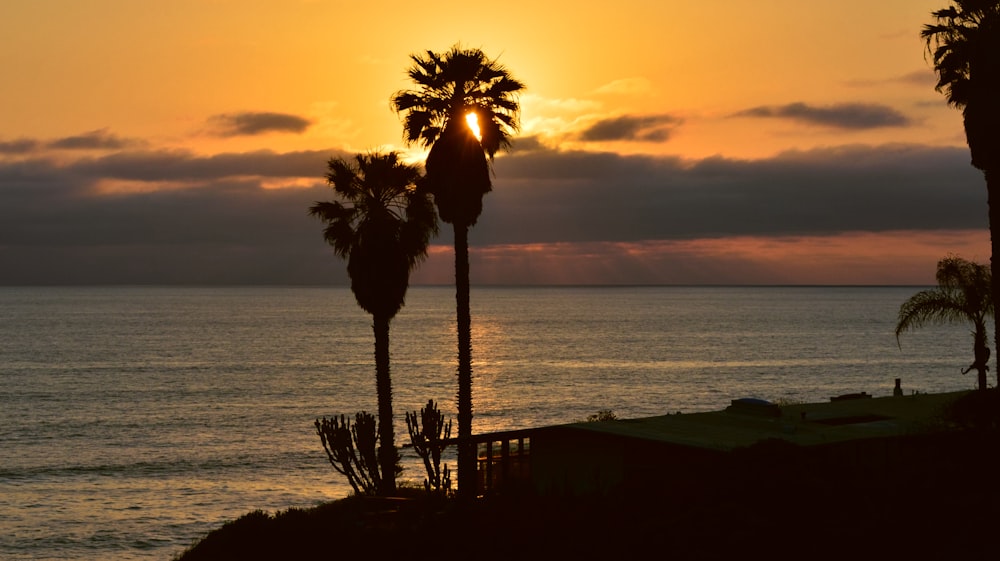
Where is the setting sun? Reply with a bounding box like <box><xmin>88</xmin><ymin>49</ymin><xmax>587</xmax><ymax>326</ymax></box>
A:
<box><xmin>465</xmin><ymin>111</ymin><xmax>482</xmax><ymax>140</ymax></box>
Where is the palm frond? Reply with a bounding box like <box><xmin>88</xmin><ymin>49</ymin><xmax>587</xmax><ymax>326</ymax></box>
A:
<box><xmin>896</xmin><ymin>255</ymin><xmax>993</xmax><ymax>348</ymax></box>
<box><xmin>896</xmin><ymin>289</ymin><xmax>968</xmax><ymax>338</ymax></box>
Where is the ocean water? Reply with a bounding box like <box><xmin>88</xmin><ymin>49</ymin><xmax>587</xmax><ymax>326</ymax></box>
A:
<box><xmin>0</xmin><ymin>285</ymin><xmax>981</xmax><ymax>560</ymax></box>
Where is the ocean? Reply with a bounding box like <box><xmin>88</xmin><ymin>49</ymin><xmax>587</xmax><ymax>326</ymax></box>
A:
<box><xmin>0</xmin><ymin>285</ymin><xmax>980</xmax><ymax>560</ymax></box>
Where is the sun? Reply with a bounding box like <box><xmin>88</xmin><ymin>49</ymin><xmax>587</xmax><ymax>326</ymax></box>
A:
<box><xmin>465</xmin><ymin>112</ymin><xmax>482</xmax><ymax>141</ymax></box>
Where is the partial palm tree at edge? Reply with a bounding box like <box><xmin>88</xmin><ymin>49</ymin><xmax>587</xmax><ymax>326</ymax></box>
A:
<box><xmin>392</xmin><ymin>45</ymin><xmax>524</xmax><ymax>498</ymax></box>
<box><xmin>309</xmin><ymin>151</ymin><xmax>438</xmax><ymax>495</ymax></box>
<box><xmin>923</xmin><ymin>1</ymin><xmax>1000</xmax><ymax>386</ymax></box>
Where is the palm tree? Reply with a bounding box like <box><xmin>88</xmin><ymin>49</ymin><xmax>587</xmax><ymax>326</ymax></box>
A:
<box><xmin>923</xmin><ymin>1</ymin><xmax>1000</xmax><ymax>386</ymax></box>
<box><xmin>897</xmin><ymin>256</ymin><xmax>993</xmax><ymax>390</ymax></box>
<box><xmin>309</xmin><ymin>151</ymin><xmax>438</xmax><ymax>495</ymax></box>
<box><xmin>392</xmin><ymin>45</ymin><xmax>524</xmax><ymax>497</ymax></box>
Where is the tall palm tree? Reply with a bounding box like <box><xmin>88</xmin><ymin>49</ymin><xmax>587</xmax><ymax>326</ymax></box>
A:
<box><xmin>897</xmin><ymin>256</ymin><xmax>993</xmax><ymax>390</ymax></box>
<box><xmin>923</xmin><ymin>1</ymin><xmax>1000</xmax><ymax>386</ymax></box>
<box><xmin>392</xmin><ymin>45</ymin><xmax>524</xmax><ymax>497</ymax></box>
<box><xmin>309</xmin><ymin>151</ymin><xmax>437</xmax><ymax>495</ymax></box>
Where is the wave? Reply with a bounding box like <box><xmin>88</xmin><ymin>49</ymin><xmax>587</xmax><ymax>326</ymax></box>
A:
<box><xmin>0</xmin><ymin>449</ymin><xmax>320</xmax><ymax>481</ymax></box>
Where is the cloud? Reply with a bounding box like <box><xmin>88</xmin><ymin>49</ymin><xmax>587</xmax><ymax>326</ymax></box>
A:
<box><xmin>578</xmin><ymin>114</ymin><xmax>680</xmax><ymax>142</ymax></box>
<box><xmin>2</xmin><ymin>130</ymin><xmax>146</xmax><ymax>155</ymax></box>
<box><xmin>0</xmin><ymin>138</ymin><xmax>40</xmax><ymax>154</ymax></box>
<box><xmin>592</xmin><ymin>77</ymin><xmax>653</xmax><ymax>96</ymax></box>
<box><xmin>0</xmin><ymin>142</ymin><xmax>987</xmax><ymax>284</ymax></box>
<box><xmin>69</xmin><ymin>148</ymin><xmax>339</xmax><ymax>183</ymax></box>
<box><xmin>508</xmin><ymin>135</ymin><xmax>546</xmax><ymax>153</ymax></box>
<box><xmin>477</xmin><ymin>143</ymin><xmax>984</xmax><ymax>244</ymax></box>
<box><xmin>409</xmin><ymin>231</ymin><xmax>989</xmax><ymax>286</ymax></box>
<box><xmin>845</xmin><ymin>70</ymin><xmax>936</xmax><ymax>88</ymax></box>
<box><xmin>733</xmin><ymin>102</ymin><xmax>911</xmax><ymax>129</ymax></box>
<box><xmin>519</xmin><ymin>93</ymin><xmax>602</xmax><ymax>115</ymax></box>
<box><xmin>0</xmin><ymin>150</ymin><xmax>341</xmax><ymax>284</ymax></box>
<box><xmin>896</xmin><ymin>70</ymin><xmax>938</xmax><ymax>86</ymax></box>
<box><xmin>47</xmin><ymin>129</ymin><xmax>140</xmax><ymax>150</ymax></box>
<box><xmin>207</xmin><ymin>111</ymin><xmax>313</xmax><ymax>136</ymax></box>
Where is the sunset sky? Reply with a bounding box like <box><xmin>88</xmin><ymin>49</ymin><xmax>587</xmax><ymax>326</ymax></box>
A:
<box><xmin>0</xmin><ymin>0</ymin><xmax>990</xmax><ymax>285</ymax></box>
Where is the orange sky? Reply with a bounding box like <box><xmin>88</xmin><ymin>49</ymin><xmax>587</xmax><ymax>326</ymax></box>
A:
<box><xmin>0</xmin><ymin>0</ymin><xmax>990</xmax><ymax>285</ymax></box>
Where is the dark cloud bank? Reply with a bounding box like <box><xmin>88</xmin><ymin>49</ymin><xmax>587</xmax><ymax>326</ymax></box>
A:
<box><xmin>0</xmin><ymin>129</ymin><xmax>143</xmax><ymax>154</ymax></box>
<box><xmin>480</xmin><ymin>142</ymin><xmax>983</xmax><ymax>244</ymax></box>
<box><xmin>0</xmin><ymin>141</ymin><xmax>986</xmax><ymax>284</ymax></box>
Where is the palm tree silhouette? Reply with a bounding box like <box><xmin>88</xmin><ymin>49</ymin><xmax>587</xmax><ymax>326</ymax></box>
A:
<box><xmin>310</xmin><ymin>151</ymin><xmax>438</xmax><ymax>495</ymax></box>
<box><xmin>923</xmin><ymin>1</ymin><xmax>1000</xmax><ymax>386</ymax></box>
<box><xmin>392</xmin><ymin>45</ymin><xmax>524</xmax><ymax>497</ymax></box>
<box><xmin>897</xmin><ymin>256</ymin><xmax>993</xmax><ymax>390</ymax></box>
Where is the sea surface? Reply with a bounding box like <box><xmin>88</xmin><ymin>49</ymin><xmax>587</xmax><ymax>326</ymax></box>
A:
<box><xmin>0</xmin><ymin>285</ymin><xmax>982</xmax><ymax>560</ymax></box>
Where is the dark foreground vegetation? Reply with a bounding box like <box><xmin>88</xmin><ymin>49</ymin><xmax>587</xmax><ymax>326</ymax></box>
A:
<box><xmin>176</xmin><ymin>392</ymin><xmax>1000</xmax><ymax>561</ymax></box>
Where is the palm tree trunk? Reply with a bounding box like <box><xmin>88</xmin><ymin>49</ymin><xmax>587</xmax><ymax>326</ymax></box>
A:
<box><xmin>373</xmin><ymin>313</ymin><xmax>397</xmax><ymax>495</ymax></box>
<box><xmin>974</xmin><ymin>322</ymin><xmax>989</xmax><ymax>391</ymax></box>
<box><xmin>989</xmin><ymin>170</ymin><xmax>1000</xmax><ymax>390</ymax></box>
<box><xmin>454</xmin><ymin>223</ymin><xmax>475</xmax><ymax>498</ymax></box>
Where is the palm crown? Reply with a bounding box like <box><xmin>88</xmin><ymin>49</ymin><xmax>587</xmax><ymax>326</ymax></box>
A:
<box><xmin>896</xmin><ymin>256</ymin><xmax>993</xmax><ymax>336</ymax></box>
<box><xmin>392</xmin><ymin>46</ymin><xmax>525</xmax><ymax>159</ymax></box>
<box><xmin>896</xmin><ymin>256</ymin><xmax>993</xmax><ymax>389</ymax></box>
<box><xmin>392</xmin><ymin>46</ymin><xmax>524</xmax><ymax>227</ymax></box>
<box><xmin>922</xmin><ymin>0</ymin><xmax>1000</xmax><ymax>171</ymax></box>
<box><xmin>923</xmin><ymin>1</ymin><xmax>1000</xmax><ymax>106</ymax></box>
<box><xmin>309</xmin><ymin>152</ymin><xmax>437</xmax><ymax>318</ymax></box>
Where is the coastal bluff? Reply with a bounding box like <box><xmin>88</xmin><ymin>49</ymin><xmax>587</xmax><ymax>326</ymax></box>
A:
<box><xmin>176</xmin><ymin>390</ymin><xmax>1000</xmax><ymax>560</ymax></box>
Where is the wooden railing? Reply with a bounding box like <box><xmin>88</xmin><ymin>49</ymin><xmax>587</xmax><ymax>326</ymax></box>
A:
<box><xmin>444</xmin><ymin>428</ymin><xmax>535</xmax><ymax>496</ymax></box>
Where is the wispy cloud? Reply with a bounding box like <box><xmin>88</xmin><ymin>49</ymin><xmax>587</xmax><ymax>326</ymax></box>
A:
<box><xmin>508</xmin><ymin>135</ymin><xmax>546</xmax><ymax>153</ymax></box>
<box><xmin>47</xmin><ymin>129</ymin><xmax>141</xmax><ymax>150</ymax></box>
<box><xmin>733</xmin><ymin>102</ymin><xmax>911</xmax><ymax>129</ymax></box>
<box><xmin>0</xmin><ymin>138</ymin><xmax>39</xmax><ymax>154</ymax></box>
<box><xmin>70</xmin><ymin>148</ymin><xmax>337</xmax><ymax>182</ymax></box>
<box><xmin>3</xmin><ymin>130</ymin><xmax>147</xmax><ymax>155</ymax></box>
<box><xmin>592</xmin><ymin>77</ymin><xmax>653</xmax><ymax>96</ymax></box>
<box><xmin>207</xmin><ymin>111</ymin><xmax>313</xmax><ymax>136</ymax></box>
<box><xmin>896</xmin><ymin>70</ymin><xmax>938</xmax><ymax>86</ymax></box>
<box><xmin>845</xmin><ymin>70</ymin><xmax>936</xmax><ymax>88</ymax></box>
<box><xmin>578</xmin><ymin>114</ymin><xmax>680</xmax><ymax>142</ymax></box>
